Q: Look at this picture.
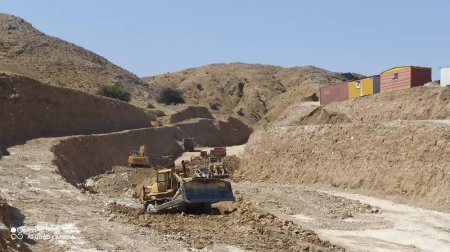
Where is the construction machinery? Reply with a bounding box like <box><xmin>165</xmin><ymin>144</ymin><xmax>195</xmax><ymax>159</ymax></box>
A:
<box><xmin>140</xmin><ymin>168</ymin><xmax>235</xmax><ymax>213</ymax></box>
<box><xmin>186</xmin><ymin>148</ymin><xmax>230</xmax><ymax>178</ymax></box>
<box><xmin>208</xmin><ymin>157</ymin><xmax>229</xmax><ymax>178</ymax></box>
<box><xmin>128</xmin><ymin>145</ymin><xmax>149</xmax><ymax>167</ymax></box>
<box><xmin>182</xmin><ymin>138</ymin><xmax>195</xmax><ymax>152</ymax></box>
<box><xmin>210</xmin><ymin>147</ymin><xmax>227</xmax><ymax>158</ymax></box>
<box><xmin>193</xmin><ymin>157</ymin><xmax>229</xmax><ymax>178</ymax></box>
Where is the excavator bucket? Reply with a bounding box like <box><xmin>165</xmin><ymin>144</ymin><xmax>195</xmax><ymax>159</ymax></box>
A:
<box><xmin>181</xmin><ymin>178</ymin><xmax>235</xmax><ymax>203</ymax></box>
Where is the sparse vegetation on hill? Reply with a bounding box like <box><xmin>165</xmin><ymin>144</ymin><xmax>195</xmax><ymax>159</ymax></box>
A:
<box><xmin>0</xmin><ymin>13</ymin><xmax>148</xmax><ymax>106</ymax></box>
<box><xmin>157</xmin><ymin>87</ymin><xmax>185</xmax><ymax>105</ymax></box>
<box><xmin>97</xmin><ymin>83</ymin><xmax>131</xmax><ymax>102</ymax></box>
<box><xmin>144</xmin><ymin>109</ymin><xmax>166</xmax><ymax>121</ymax></box>
<box><xmin>143</xmin><ymin>63</ymin><xmax>362</xmax><ymax>126</ymax></box>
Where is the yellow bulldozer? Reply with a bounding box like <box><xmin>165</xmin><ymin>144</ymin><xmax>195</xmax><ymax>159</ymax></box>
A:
<box><xmin>140</xmin><ymin>168</ymin><xmax>235</xmax><ymax>213</ymax></box>
<box><xmin>128</xmin><ymin>145</ymin><xmax>149</xmax><ymax>167</ymax></box>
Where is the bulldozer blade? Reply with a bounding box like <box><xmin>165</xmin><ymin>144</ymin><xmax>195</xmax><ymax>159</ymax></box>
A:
<box><xmin>146</xmin><ymin>198</ymin><xmax>186</xmax><ymax>214</ymax></box>
<box><xmin>181</xmin><ymin>178</ymin><xmax>235</xmax><ymax>204</ymax></box>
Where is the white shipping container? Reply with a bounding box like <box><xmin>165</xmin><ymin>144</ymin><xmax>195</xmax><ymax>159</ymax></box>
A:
<box><xmin>441</xmin><ymin>67</ymin><xmax>450</xmax><ymax>87</ymax></box>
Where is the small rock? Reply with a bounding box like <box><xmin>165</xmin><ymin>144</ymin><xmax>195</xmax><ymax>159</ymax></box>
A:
<box><xmin>107</xmin><ymin>215</ymin><xmax>115</xmax><ymax>222</ymax></box>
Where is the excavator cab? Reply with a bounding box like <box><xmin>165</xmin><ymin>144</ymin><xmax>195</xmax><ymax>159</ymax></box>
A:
<box><xmin>128</xmin><ymin>145</ymin><xmax>149</xmax><ymax>167</ymax></box>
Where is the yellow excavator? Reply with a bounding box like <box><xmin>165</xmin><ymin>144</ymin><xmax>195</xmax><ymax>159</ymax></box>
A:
<box><xmin>128</xmin><ymin>145</ymin><xmax>149</xmax><ymax>167</ymax></box>
<box><xmin>140</xmin><ymin>166</ymin><xmax>235</xmax><ymax>213</ymax></box>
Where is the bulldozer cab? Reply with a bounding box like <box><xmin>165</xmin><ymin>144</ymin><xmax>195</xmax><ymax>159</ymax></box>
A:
<box><xmin>156</xmin><ymin>169</ymin><xmax>179</xmax><ymax>192</ymax></box>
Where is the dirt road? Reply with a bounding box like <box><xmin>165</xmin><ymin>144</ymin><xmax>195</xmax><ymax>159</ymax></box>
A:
<box><xmin>0</xmin><ymin>138</ymin><xmax>184</xmax><ymax>251</ymax></box>
<box><xmin>2</xmin><ymin>140</ymin><xmax>449</xmax><ymax>251</ymax></box>
<box><xmin>317</xmin><ymin>191</ymin><xmax>450</xmax><ymax>252</ymax></box>
<box><xmin>232</xmin><ymin>181</ymin><xmax>450</xmax><ymax>252</ymax></box>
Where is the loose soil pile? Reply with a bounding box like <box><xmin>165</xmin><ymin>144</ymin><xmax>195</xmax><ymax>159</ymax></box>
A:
<box><xmin>110</xmin><ymin>199</ymin><xmax>342</xmax><ymax>251</ymax></box>
<box><xmin>87</xmin><ymin>166</ymin><xmax>156</xmax><ymax>199</ymax></box>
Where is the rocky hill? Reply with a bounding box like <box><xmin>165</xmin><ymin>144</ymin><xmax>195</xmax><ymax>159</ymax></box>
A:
<box><xmin>143</xmin><ymin>63</ymin><xmax>361</xmax><ymax>126</ymax></box>
<box><xmin>0</xmin><ymin>13</ymin><xmax>148</xmax><ymax>106</ymax></box>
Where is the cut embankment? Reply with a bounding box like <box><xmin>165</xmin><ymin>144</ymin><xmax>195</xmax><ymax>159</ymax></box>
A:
<box><xmin>295</xmin><ymin>87</ymin><xmax>450</xmax><ymax>126</ymax></box>
<box><xmin>237</xmin><ymin>121</ymin><xmax>450</xmax><ymax>211</ymax></box>
<box><xmin>53</xmin><ymin>118</ymin><xmax>252</xmax><ymax>185</ymax></box>
<box><xmin>0</xmin><ymin>74</ymin><xmax>150</xmax><ymax>149</ymax></box>
<box><xmin>175</xmin><ymin>117</ymin><xmax>252</xmax><ymax>147</ymax></box>
<box><xmin>169</xmin><ymin>106</ymin><xmax>214</xmax><ymax>124</ymax></box>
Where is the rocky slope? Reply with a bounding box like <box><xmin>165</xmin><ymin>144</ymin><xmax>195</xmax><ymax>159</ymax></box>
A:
<box><xmin>143</xmin><ymin>63</ymin><xmax>362</xmax><ymax>126</ymax></box>
<box><xmin>0</xmin><ymin>13</ymin><xmax>148</xmax><ymax>106</ymax></box>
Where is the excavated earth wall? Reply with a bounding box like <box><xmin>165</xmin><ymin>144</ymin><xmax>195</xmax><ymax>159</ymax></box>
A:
<box><xmin>238</xmin><ymin>121</ymin><xmax>450</xmax><ymax>211</ymax></box>
<box><xmin>53</xmin><ymin>118</ymin><xmax>252</xmax><ymax>185</ymax></box>
<box><xmin>0</xmin><ymin>74</ymin><xmax>150</xmax><ymax>149</ymax></box>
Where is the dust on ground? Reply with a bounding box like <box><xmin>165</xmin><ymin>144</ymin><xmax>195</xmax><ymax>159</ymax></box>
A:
<box><xmin>110</xmin><ymin>200</ymin><xmax>342</xmax><ymax>251</ymax></box>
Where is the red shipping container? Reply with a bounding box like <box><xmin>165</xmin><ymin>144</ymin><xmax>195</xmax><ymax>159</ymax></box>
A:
<box><xmin>320</xmin><ymin>82</ymin><xmax>349</xmax><ymax>105</ymax></box>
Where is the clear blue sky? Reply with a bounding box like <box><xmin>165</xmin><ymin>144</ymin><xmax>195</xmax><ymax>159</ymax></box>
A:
<box><xmin>2</xmin><ymin>0</ymin><xmax>449</xmax><ymax>79</ymax></box>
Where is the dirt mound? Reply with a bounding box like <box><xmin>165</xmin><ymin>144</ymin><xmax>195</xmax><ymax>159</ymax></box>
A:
<box><xmin>111</xmin><ymin>200</ymin><xmax>342</xmax><ymax>251</ymax></box>
<box><xmin>296</xmin><ymin>87</ymin><xmax>450</xmax><ymax>125</ymax></box>
<box><xmin>143</xmin><ymin>63</ymin><xmax>362</xmax><ymax>126</ymax></box>
<box><xmin>169</xmin><ymin>106</ymin><xmax>214</xmax><ymax>124</ymax></box>
<box><xmin>0</xmin><ymin>74</ymin><xmax>150</xmax><ymax>148</ymax></box>
<box><xmin>238</xmin><ymin>121</ymin><xmax>450</xmax><ymax>211</ymax></box>
<box><xmin>272</xmin><ymin>102</ymin><xmax>319</xmax><ymax>126</ymax></box>
<box><xmin>223</xmin><ymin>155</ymin><xmax>241</xmax><ymax>175</ymax></box>
<box><xmin>53</xmin><ymin>117</ymin><xmax>252</xmax><ymax>185</ymax></box>
<box><xmin>298</xmin><ymin>107</ymin><xmax>351</xmax><ymax>125</ymax></box>
<box><xmin>0</xmin><ymin>13</ymin><xmax>147</xmax><ymax>106</ymax></box>
<box><xmin>87</xmin><ymin>166</ymin><xmax>156</xmax><ymax>199</ymax></box>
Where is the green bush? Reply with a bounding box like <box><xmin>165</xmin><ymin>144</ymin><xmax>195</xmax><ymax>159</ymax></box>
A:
<box><xmin>97</xmin><ymin>83</ymin><xmax>131</xmax><ymax>102</ymax></box>
<box><xmin>144</xmin><ymin>109</ymin><xmax>166</xmax><ymax>121</ymax></box>
<box><xmin>156</xmin><ymin>87</ymin><xmax>185</xmax><ymax>105</ymax></box>
<box><xmin>237</xmin><ymin>107</ymin><xmax>244</xmax><ymax>116</ymax></box>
